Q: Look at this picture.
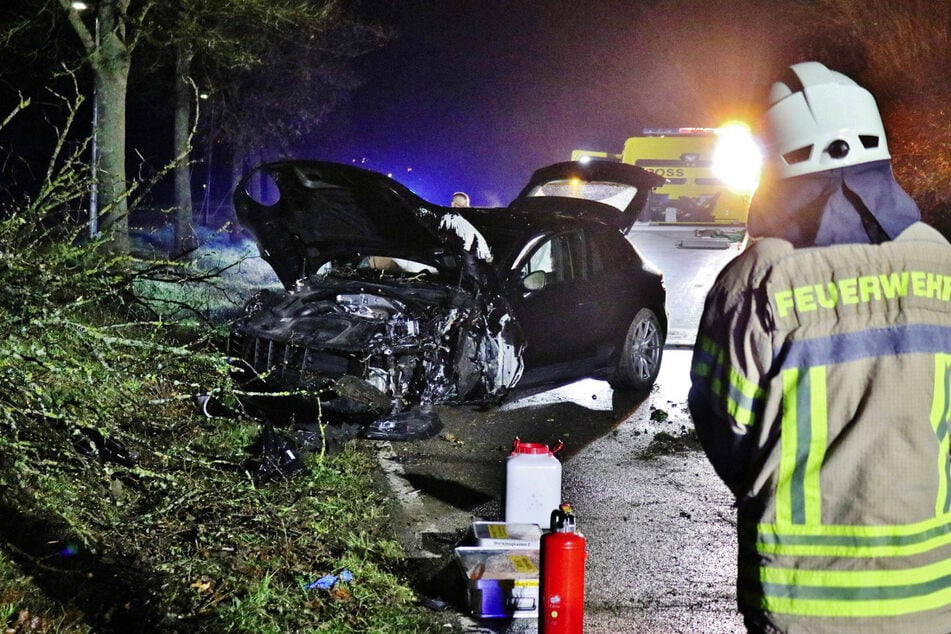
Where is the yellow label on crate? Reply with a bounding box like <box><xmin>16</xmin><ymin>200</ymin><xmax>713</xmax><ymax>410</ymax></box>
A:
<box><xmin>508</xmin><ymin>554</ymin><xmax>538</xmax><ymax>573</ymax></box>
<box><xmin>514</xmin><ymin>579</ymin><xmax>538</xmax><ymax>587</ymax></box>
<box><xmin>487</xmin><ymin>524</ymin><xmax>509</xmax><ymax>539</ymax></box>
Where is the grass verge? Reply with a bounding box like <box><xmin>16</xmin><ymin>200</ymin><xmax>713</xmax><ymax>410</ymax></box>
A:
<box><xmin>0</xmin><ymin>221</ymin><xmax>460</xmax><ymax>633</ymax></box>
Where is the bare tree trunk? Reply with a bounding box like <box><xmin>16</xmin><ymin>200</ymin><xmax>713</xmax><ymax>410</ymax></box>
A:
<box><xmin>61</xmin><ymin>0</ymin><xmax>131</xmax><ymax>256</ymax></box>
<box><xmin>173</xmin><ymin>48</ymin><xmax>198</xmax><ymax>255</ymax></box>
<box><xmin>95</xmin><ymin>28</ymin><xmax>130</xmax><ymax>256</ymax></box>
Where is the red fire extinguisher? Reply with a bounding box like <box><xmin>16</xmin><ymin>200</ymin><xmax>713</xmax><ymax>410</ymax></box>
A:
<box><xmin>539</xmin><ymin>503</ymin><xmax>586</xmax><ymax>633</ymax></box>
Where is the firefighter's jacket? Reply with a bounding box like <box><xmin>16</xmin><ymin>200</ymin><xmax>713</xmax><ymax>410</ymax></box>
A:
<box><xmin>689</xmin><ymin>222</ymin><xmax>951</xmax><ymax>632</ymax></box>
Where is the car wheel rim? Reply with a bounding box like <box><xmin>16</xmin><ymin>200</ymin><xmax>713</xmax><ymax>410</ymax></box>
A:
<box><xmin>630</xmin><ymin>316</ymin><xmax>661</xmax><ymax>380</ymax></box>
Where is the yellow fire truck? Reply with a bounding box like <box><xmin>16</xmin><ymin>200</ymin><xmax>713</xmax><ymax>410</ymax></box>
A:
<box><xmin>572</xmin><ymin>125</ymin><xmax>760</xmax><ymax>226</ymax></box>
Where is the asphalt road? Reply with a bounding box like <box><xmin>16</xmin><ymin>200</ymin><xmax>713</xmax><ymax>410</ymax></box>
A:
<box><xmin>627</xmin><ymin>226</ymin><xmax>745</xmax><ymax>346</ymax></box>
<box><xmin>369</xmin><ymin>228</ymin><xmax>745</xmax><ymax>632</ymax></box>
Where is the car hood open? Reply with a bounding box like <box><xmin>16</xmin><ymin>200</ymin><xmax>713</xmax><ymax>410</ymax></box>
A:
<box><xmin>513</xmin><ymin>160</ymin><xmax>666</xmax><ymax>233</ymax></box>
<box><xmin>233</xmin><ymin>160</ymin><xmax>489</xmax><ymax>288</ymax></box>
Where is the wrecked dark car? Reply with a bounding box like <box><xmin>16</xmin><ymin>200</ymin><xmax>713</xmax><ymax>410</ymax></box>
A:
<box><xmin>229</xmin><ymin>160</ymin><xmax>667</xmax><ymax>440</ymax></box>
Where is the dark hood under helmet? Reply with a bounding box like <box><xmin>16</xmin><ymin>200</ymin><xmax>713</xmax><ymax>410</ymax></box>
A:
<box><xmin>747</xmin><ymin>159</ymin><xmax>920</xmax><ymax>248</ymax></box>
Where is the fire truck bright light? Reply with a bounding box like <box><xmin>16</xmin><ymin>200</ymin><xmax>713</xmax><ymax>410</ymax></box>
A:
<box><xmin>713</xmin><ymin>122</ymin><xmax>762</xmax><ymax>195</ymax></box>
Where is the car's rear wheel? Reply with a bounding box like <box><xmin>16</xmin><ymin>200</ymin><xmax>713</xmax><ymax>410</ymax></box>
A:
<box><xmin>610</xmin><ymin>307</ymin><xmax>664</xmax><ymax>391</ymax></box>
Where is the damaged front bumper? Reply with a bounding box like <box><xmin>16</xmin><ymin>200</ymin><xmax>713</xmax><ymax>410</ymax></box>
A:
<box><xmin>227</xmin><ymin>274</ymin><xmax>524</xmax><ymax>436</ymax></box>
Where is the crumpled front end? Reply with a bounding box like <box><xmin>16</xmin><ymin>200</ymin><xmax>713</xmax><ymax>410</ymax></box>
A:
<box><xmin>229</xmin><ymin>273</ymin><xmax>524</xmax><ymax>420</ymax></box>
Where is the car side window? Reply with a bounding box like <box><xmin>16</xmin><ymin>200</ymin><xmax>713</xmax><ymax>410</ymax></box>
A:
<box><xmin>521</xmin><ymin>231</ymin><xmax>588</xmax><ymax>285</ymax></box>
<box><xmin>586</xmin><ymin>228</ymin><xmax>610</xmax><ymax>276</ymax></box>
<box><xmin>525</xmin><ymin>239</ymin><xmax>554</xmax><ymax>276</ymax></box>
<box><xmin>596</xmin><ymin>226</ymin><xmax>641</xmax><ymax>275</ymax></box>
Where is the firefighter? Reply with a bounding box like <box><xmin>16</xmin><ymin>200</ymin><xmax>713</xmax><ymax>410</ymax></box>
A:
<box><xmin>689</xmin><ymin>61</ymin><xmax>951</xmax><ymax>633</ymax></box>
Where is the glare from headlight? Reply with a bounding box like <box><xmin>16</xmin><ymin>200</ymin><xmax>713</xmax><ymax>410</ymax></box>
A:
<box><xmin>713</xmin><ymin>122</ymin><xmax>762</xmax><ymax>195</ymax></box>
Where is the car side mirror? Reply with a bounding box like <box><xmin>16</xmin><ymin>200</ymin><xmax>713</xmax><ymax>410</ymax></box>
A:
<box><xmin>521</xmin><ymin>270</ymin><xmax>547</xmax><ymax>291</ymax></box>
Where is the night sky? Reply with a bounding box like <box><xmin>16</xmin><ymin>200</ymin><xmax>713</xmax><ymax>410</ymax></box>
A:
<box><xmin>306</xmin><ymin>0</ymin><xmax>790</xmax><ymax>206</ymax></box>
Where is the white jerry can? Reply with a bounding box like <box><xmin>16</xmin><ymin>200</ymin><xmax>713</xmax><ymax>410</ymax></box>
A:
<box><xmin>504</xmin><ymin>438</ymin><xmax>563</xmax><ymax>527</ymax></box>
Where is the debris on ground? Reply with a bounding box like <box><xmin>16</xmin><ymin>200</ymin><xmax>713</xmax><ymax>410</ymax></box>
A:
<box><xmin>641</xmin><ymin>428</ymin><xmax>703</xmax><ymax>458</ymax></box>
<box><xmin>439</xmin><ymin>432</ymin><xmax>465</xmax><ymax>446</ymax></box>
<box><xmin>306</xmin><ymin>569</ymin><xmax>353</xmax><ymax>591</ymax></box>
<box><xmin>677</xmin><ymin>228</ymin><xmax>745</xmax><ymax>250</ymax></box>
<box><xmin>252</xmin><ymin>419</ymin><xmax>362</xmax><ymax>483</ymax></box>
<box><xmin>649</xmin><ymin>407</ymin><xmax>669</xmax><ymax>422</ymax></box>
<box><xmin>678</xmin><ymin>237</ymin><xmax>732</xmax><ymax>250</ymax></box>
<box><xmin>362</xmin><ymin>407</ymin><xmax>444</xmax><ymax>441</ymax></box>
<box><xmin>693</xmin><ymin>228</ymin><xmax>746</xmax><ymax>242</ymax></box>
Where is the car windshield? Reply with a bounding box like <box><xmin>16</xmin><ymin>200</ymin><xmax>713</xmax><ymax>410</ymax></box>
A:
<box><xmin>314</xmin><ymin>254</ymin><xmax>441</xmax><ymax>279</ymax></box>
<box><xmin>520</xmin><ymin>178</ymin><xmax>638</xmax><ymax>212</ymax></box>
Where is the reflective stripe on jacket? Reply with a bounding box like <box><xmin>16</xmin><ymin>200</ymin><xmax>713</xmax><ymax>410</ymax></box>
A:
<box><xmin>689</xmin><ymin>222</ymin><xmax>951</xmax><ymax>633</ymax></box>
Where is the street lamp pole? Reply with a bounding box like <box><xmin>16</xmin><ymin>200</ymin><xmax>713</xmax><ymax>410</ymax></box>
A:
<box><xmin>89</xmin><ymin>15</ymin><xmax>99</xmax><ymax>238</ymax></box>
<box><xmin>71</xmin><ymin>1</ymin><xmax>99</xmax><ymax>238</ymax></box>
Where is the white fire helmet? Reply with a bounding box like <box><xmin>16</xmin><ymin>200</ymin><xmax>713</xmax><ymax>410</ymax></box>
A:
<box><xmin>762</xmin><ymin>61</ymin><xmax>891</xmax><ymax>179</ymax></box>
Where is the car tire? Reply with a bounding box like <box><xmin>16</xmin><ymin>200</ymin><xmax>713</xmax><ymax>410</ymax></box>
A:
<box><xmin>610</xmin><ymin>307</ymin><xmax>664</xmax><ymax>391</ymax></box>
